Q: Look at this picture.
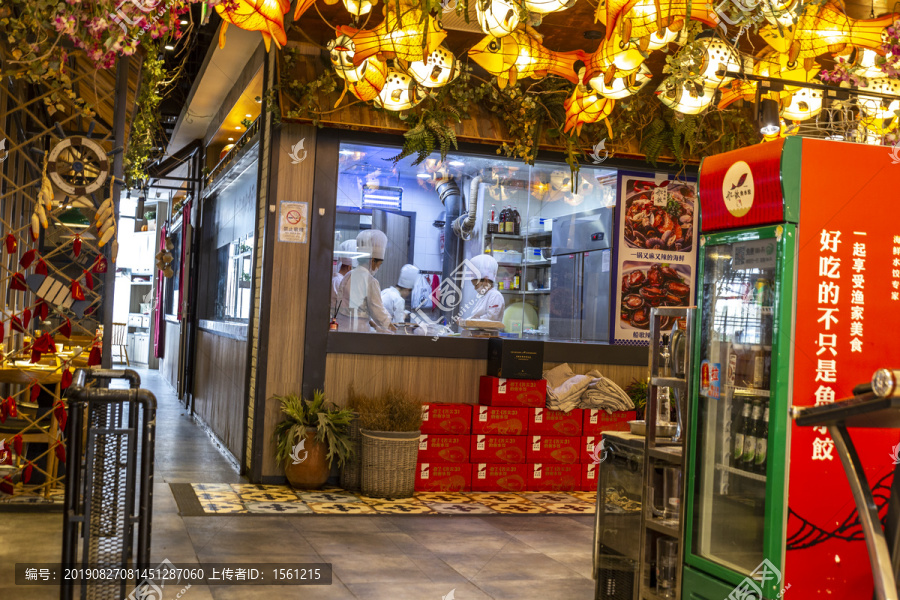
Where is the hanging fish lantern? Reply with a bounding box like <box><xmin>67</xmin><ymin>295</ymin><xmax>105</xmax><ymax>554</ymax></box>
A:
<box><xmin>374</xmin><ymin>70</ymin><xmax>425</xmax><ymax>111</ymax></box>
<box><xmin>327</xmin><ymin>36</ymin><xmax>388</xmax><ymax>102</ymax></box>
<box><xmin>761</xmin><ymin>0</ymin><xmax>801</xmax><ymax>28</ymax></box>
<box><xmin>336</xmin><ymin>7</ymin><xmax>447</xmax><ymax>67</ymax></box>
<box><xmin>695</xmin><ymin>36</ymin><xmax>745</xmax><ymax>87</ymax></box>
<box><xmin>563</xmin><ymin>86</ymin><xmax>615</xmax><ymax>135</ymax></box>
<box><xmin>216</xmin><ymin>0</ymin><xmax>292</xmax><ymax>52</ymax></box>
<box><xmin>656</xmin><ymin>79</ymin><xmax>715</xmax><ymax>115</ymax></box>
<box><xmin>523</xmin><ymin>0</ymin><xmax>576</xmax><ymax>16</ymax></box>
<box><xmin>646</xmin><ymin>26</ymin><xmax>684</xmax><ymax>51</ymax></box>
<box><xmin>717</xmin><ymin>49</ymin><xmax>818</xmax><ymax>109</ymax></box>
<box><xmin>342</xmin><ymin>0</ymin><xmax>375</xmax><ymax>17</ymax></box>
<box><xmin>780</xmin><ymin>87</ymin><xmax>823</xmax><ymax>121</ymax></box>
<box><xmin>857</xmin><ymin>78</ymin><xmax>900</xmax><ymax>120</ymax></box>
<box><xmin>469</xmin><ymin>31</ymin><xmax>588</xmax><ymax>88</ymax></box>
<box><xmin>588</xmin><ymin>63</ymin><xmax>651</xmax><ymax>99</ymax></box>
<box><xmin>596</xmin><ymin>0</ymin><xmax>719</xmax><ymax>46</ymax></box>
<box><xmin>583</xmin><ymin>31</ymin><xmax>647</xmax><ymax>84</ymax></box>
<box><xmin>476</xmin><ymin>0</ymin><xmax>521</xmax><ymax>38</ymax></box>
<box><xmin>407</xmin><ymin>47</ymin><xmax>459</xmax><ymax>89</ymax></box>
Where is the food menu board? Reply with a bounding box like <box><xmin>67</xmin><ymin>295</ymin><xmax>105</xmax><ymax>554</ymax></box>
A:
<box><xmin>613</xmin><ymin>172</ymin><xmax>698</xmax><ymax>344</ymax></box>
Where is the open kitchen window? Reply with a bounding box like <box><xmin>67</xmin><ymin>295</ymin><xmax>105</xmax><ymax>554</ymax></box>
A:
<box><xmin>330</xmin><ymin>141</ymin><xmax>620</xmax><ymax>343</ymax></box>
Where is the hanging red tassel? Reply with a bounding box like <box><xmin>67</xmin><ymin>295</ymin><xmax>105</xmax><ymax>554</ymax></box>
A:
<box><xmin>33</xmin><ymin>333</ymin><xmax>55</xmax><ymax>353</ymax></box>
<box><xmin>71</xmin><ymin>279</ymin><xmax>84</xmax><ymax>301</ymax></box>
<box><xmin>88</xmin><ymin>345</ymin><xmax>101</xmax><ymax>366</ymax></box>
<box><xmin>0</xmin><ymin>404</ymin><xmax>6</xmax><ymax>424</ymax></box>
<box><xmin>0</xmin><ymin>476</ymin><xmax>14</xmax><ymax>495</ymax></box>
<box><xmin>23</xmin><ymin>462</ymin><xmax>32</xmax><ymax>484</ymax></box>
<box><xmin>30</xmin><ymin>348</ymin><xmax>42</xmax><ymax>364</ymax></box>
<box><xmin>73</xmin><ymin>235</ymin><xmax>82</xmax><ymax>257</ymax></box>
<box><xmin>37</xmin><ymin>298</ymin><xmax>48</xmax><ymax>322</ymax></box>
<box><xmin>93</xmin><ymin>255</ymin><xmax>108</xmax><ymax>273</ymax></box>
<box><xmin>22</xmin><ymin>308</ymin><xmax>31</xmax><ymax>329</ymax></box>
<box><xmin>35</xmin><ymin>258</ymin><xmax>48</xmax><ymax>276</ymax></box>
<box><xmin>83</xmin><ymin>270</ymin><xmax>94</xmax><ymax>291</ymax></box>
<box><xmin>31</xmin><ymin>384</ymin><xmax>40</xmax><ymax>402</ymax></box>
<box><xmin>6</xmin><ymin>396</ymin><xmax>16</xmax><ymax>419</ymax></box>
<box><xmin>55</xmin><ymin>442</ymin><xmax>66</xmax><ymax>464</ymax></box>
<box><xmin>5</xmin><ymin>233</ymin><xmax>16</xmax><ymax>254</ymax></box>
<box><xmin>13</xmin><ymin>434</ymin><xmax>22</xmax><ymax>457</ymax></box>
<box><xmin>0</xmin><ymin>321</ymin><xmax>4</xmax><ymax>341</ymax></box>
<box><xmin>54</xmin><ymin>401</ymin><xmax>67</xmax><ymax>431</ymax></box>
<box><xmin>60</xmin><ymin>319</ymin><xmax>72</xmax><ymax>339</ymax></box>
<box><xmin>20</xmin><ymin>249</ymin><xmax>36</xmax><ymax>269</ymax></box>
<box><xmin>10</xmin><ymin>272</ymin><xmax>27</xmax><ymax>291</ymax></box>
<box><xmin>60</xmin><ymin>369</ymin><xmax>73</xmax><ymax>390</ymax></box>
<box><xmin>11</xmin><ymin>315</ymin><xmax>24</xmax><ymax>334</ymax></box>
<box><xmin>0</xmin><ymin>441</ymin><xmax>8</xmax><ymax>464</ymax></box>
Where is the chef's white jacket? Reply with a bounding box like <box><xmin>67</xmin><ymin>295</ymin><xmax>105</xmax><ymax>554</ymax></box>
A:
<box><xmin>336</xmin><ymin>266</ymin><xmax>393</xmax><ymax>332</ymax></box>
<box><xmin>381</xmin><ymin>286</ymin><xmax>406</xmax><ymax>323</ymax></box>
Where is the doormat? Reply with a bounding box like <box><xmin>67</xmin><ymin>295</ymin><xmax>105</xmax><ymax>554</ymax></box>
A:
<box><xmin>171</xmin><ymin>483</ymin><xmax>597</xmax><ymax>517</ymax></box>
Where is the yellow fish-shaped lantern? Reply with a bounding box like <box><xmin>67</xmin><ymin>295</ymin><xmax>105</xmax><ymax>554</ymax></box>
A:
<box><xmin>477</xmin><ymin>0</ymin><xmax>522</xmax><ymax>38</ymax></box>
<box><xmin>595</xmin><ymin>0</ymin><xmax>719</xmax><ymax>48</ymax></box>
<box><xmin>408</xmin><ymin>47</ymin><xmax>460</xmax><ymax>88</ymax></box>
<box><xmin>588</xmin><ymin>63</ymin><xmax>651</xmax><ymax>99</ymax></box>
<box><xmin>327</xmin><ymin>36</ymin><xmax>388</xmax><ymax>101</ymax></box>
<box><xmin>563</xmin><ymin>86</ymin><xmax>614</xmax><ymax>135</ymax></box>
<box><xmin>336</xmin><ymin>7</ymin><xmax>447</xmax><ymax>67</ymax></box>
<box><xmin>523</xmin><ymin>0</ymin><xmax>577</xmax><ymax>16</ymax></box>
<box><xmin>374</xmin><ymin>69</ymin><xmax>425</xmax><ymax>111</ymax></box>
<box><xmin>717</xmin><ymin>50</ymin><xmax>819</xmax><ymax>109</ymax></box>
<box><xmin>216</xmin><ymin>0</ymin><xmax>292</xmax><ymax>52</ymax></box>
<box><xmin>857</xmin><ymin>78</ymin><xmax>900</xmax><ymax>119</ymax></box>
<box><xmin>761</xmin><ymin>0</ymin><xmax>802</xmax><ymax>28</ymax></box>
<box><xmin>583</xmin><ymin>31</ymin><xmax>647</xmax><ymax>84</ymax></box>
<box><xmin>656</xmin><ymin>79</ymin><xmax>715</xmax><ymax>115</ymax></box>
<box><xmin>468</xmin><ymin>31</ymin><xmax>588</xmax><ymax>88</ymax></box>
<box><xmin>780</xmin><ymin>87</ymin><xmax>824</xmax><ymax>120</ymax></box>
<box><xmin>695</xmin><ymin>37</ymin><xmax>745</xmax><ymax>87</ymax></box>
<box><xmin>853</xmin><ymin>48</ymin><xmax>888</xmax><ymax>79</ymax></box>
<box><xmin>760</xmin><ymin>3</ymin><xmax>898</xmax><ymax>62</ymax></box>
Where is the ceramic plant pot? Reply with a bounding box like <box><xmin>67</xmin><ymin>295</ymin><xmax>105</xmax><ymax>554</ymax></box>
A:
<box><xmin>283</xmin><ymin>431</ymin><xmax>330</xmax><ymax>490</ymax></box>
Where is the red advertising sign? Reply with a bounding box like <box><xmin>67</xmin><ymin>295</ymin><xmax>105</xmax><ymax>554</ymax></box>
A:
<box><xmin>698</xmin><ymin>138</ymin><xmax>786</xmax><ymax>232</ymax></box>
<box><xmin>787</xmin><ymin>139</ymin><xmax>900</xmax><ymax>597</ymax></box>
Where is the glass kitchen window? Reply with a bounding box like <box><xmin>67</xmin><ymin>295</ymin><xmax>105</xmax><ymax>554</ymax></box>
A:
<box><xmin>331</xmin><ymin>141</ymin><xmax>618</xmax><ymax>342</ymax></box>
<box><xmin>692</xmin><ymin>237</ymin><xmax>778</xmax><ymax>575</ymax></box>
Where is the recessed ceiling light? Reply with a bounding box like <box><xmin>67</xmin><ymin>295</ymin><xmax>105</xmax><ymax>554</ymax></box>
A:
<box><xmin>449</xmin><ymin>160</ymin><xmax>465</xmax><ymax>167</ymax></box>
<box><xmin>235</xmin><ymin>126</ymin><xmax>241</xmax><ymax>130</ymax></box>
<box><xmin>416</xmin><ymin>173</ymin><xmax>431</xmax><ymax>179</ymax></box>
<box><xmin>164</xmin><ymin>45</ymin><xmax>175</xmax><ymax>51</ymax></box>
<box><xmin>245</xmin><ymin>114</ymin><xmax>252</xmax><ymax>118</ymax></box>
<box><xmin>179</xmin><ymin>20</ymin><xmax>188</xmax><ymax>25</ymax></box>
<box><xmin>228</xmin><ymin>137</ymin><xmax>234</xmax><ymax>141</ymax></box>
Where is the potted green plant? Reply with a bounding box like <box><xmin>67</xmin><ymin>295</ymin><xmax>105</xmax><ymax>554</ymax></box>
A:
<box><xmin>624</xmin><ymin>377</ymin><xmax>649</xmax><ymax>420</ymax></box>
<box><xmin>144</xmin><ymin>210</ymin><xmax>156</xmax><ymax>231</ymax></box>
<box><xmin>347</xmin><ymin>385</ymin><xmax>423</xmax><ymax>498</ymax></box>
<box><xmin>273</xmin><ymin>391</ymin><xmax>354</xmax><ymax>490</ymax></box>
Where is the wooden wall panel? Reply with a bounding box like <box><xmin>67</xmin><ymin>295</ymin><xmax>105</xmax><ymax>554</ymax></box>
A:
<box><xmin>193</xmin><ymin>330</ymin><xmax>248</xmax><ymax>460</ymax></box>
<box><xmin>324</xmin><ymin>354</ymin><xmax>648</xmax><ymax>406</ymax></box>
<box><xmin>160</xmin><ymin>321</ymin><xmax>180</xmax><ymax>392</ymax></box>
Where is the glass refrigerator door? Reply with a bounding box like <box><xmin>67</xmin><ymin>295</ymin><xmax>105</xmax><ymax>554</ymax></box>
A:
<box><xmin>691</xmin><ymin>235</ymin><xmax>779</xmax><ymax>576</ymax></box>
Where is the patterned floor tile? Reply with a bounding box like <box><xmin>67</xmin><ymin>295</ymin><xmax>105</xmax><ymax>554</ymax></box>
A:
<box><xmin>426</xmin><ymin>502</ymin><xmax>498</xmax><ymax>515</ymax></box>
<box><xmin>245</xmin><ymin>502</ymin><xmax>313</xmax><ymax>514</ymax></box>
<box><xmin>369</xmin><ymin>501</ymin><xmax>434</xmax><ymax>514</ymax></box>
<box><xmin>299</xmin><ymin>492</ymin><xmax>363</xmax><ymax>504</ymax></box>
<box><xmin>307</xmin><ymin>502</ymin><xmax>378</xmax><ymax>514</ymax></box>
<box><xmin>196</xmin><ymin>491</ymin><xmax>241</xmax><ymax>502</ymax></box>
<box><xmin>468</xmin><ymin>493</ymin><xmax>529</xmax><ymax>504</ymax></box>
<box><xmin>415</xmin><ymin>492</ymin><xmax>474</xmax><ymax>504</ymax></box>
<box><xmin>193</xmin><ymin>483</ymin><xmax>234</xmax><ymax>493</ymax></box>
<box><xmin>521</xmin><ymin>493</ymin><xmax>586</xmax><ymax>504</ymax></box>
<box><xmin>200</xmin><ymin>501</ymin><xmax>247</xmax><ymax>514</ymax></box>
<box><xmin>540</xmin><ymin>502</ymin><xmax>595</xmax><ymax>514</ymax></box>
<box><xmin>485</xmin><ymin>502</ymin><xmax>548</xmax><ymax>514</ymax></box>
<box><xmin>231</xmin><ymin>483</ymin><xmax>291</xmax><ymax>494</ymax></box>
<box><xmin>570</xmin><ymin>491</ymin><xmax>597</xmax><ymax>503</ymax></box>
<box><xmin>357</xmin><ymin>494</ymin><xmax>418</xmax><ymax>504</ymax></box>
<box><xmin>238</xmin><ymin>491</ymin><xmax>300</xmax><ymax>502</ymax></box>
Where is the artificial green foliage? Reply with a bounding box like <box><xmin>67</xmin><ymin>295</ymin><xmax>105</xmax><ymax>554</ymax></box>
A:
<box><xmin>125</xmin><ymin>47</ymin><xmax>168</xmax><ymax>187</ymax></box>
<box><xmin>275</xmin><ymin>48</ymin><xmax>340</xmax><ymax>126</ymax></box>
<box><xmin>273</xmin><ymin>390</ymin><xmax>356</xmax><ymax>469</ymax></box>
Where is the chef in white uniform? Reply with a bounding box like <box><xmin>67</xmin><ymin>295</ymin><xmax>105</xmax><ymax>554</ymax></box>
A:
<box><xmin>337</xmin><ymin>230</ymin><xmax>394</xmax><ymax>333</ymax></box>
<box><xmin>381</xmin><ymin>264</ymin><xmax>420</xmax><ymax>324</ymax></box>
<box><xmin>331</xmin><ymin>240</ymin><xmax>357</xmax><ymax>315</ymax></box>
<box><xmin>461</xmin><ymin>254</ymin><xmax>505</xmax><ymax>322</ymax></box>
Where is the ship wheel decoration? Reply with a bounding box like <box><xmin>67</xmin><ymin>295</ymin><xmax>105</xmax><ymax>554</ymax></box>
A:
<box><xmin>46</xmin><ymin>137</ymin><xmax>109</xmax><ymax>196</ymax></box>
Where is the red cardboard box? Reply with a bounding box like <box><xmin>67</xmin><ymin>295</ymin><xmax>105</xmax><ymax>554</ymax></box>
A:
<box><xmin>470</xmin><ymin>435</ymin><xmax>527</xmax><ymax>464</ymax></box>
<box><xmin>527</xmin><ymin>463</ymin><xmax>581</xmax><ymax>492</ymax></box>
<box><xmin>582</xmin><ymin>435</ymin><xmax>602</xmax><ymax>464</ymax></box>
<box><xmin>472</xmin><ymin>463</ymin><xmax>529</xmax><ymax>492</ymax></box>
<box><xmin>583</xmin><ymin>409</ymin><xmax>636</xmax><ymax>435</ymax></box>
<box><xmin>472</xmin><ymin>406</ymin><xmax>528</xmax><ymax>435</ymax></box>
<box><xmin>478</xmin><ymin>376</ymin><xmax>547</xmax><ymax>407</ymax></box>
<box><xmin>421</xmin><ymin>403</ymin><xmax>473</xmax><ymax>435</ymax></box>
<box><xmin>418</xmin><ymin>434</ymin><xmax>471</xmax><ymax>463</ymax></box>
<box><xmin>527</xmin><ymin>436</ymin><xmax>582</xmax><ymax>464</ymax></box>
<box><xmin>415</xmin><ymin>463</ymin><xmax>472</xmax><ymax>492</ymax></box>
<box><xmin>581</xmin><ymin>462</ymin><xmax>599</xmax><ymax>491</ymax></box>
<box><xmin>528</xmin><ymin>407</ymin><xmax>583</xmax><ymax>437</ymax></box>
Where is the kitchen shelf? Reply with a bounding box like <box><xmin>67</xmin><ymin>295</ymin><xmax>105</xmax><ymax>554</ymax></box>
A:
<box><xmin>650</xmin><ymin>376</ymin><xmax>687</xmax><ymax>390</ymax></box>
<box><xmin>498</xmin><ymin>289</ymin><xmax>551</xmax><ymax>295</ymax></box>
<box><xmin>497</xmin><ymin>260</ymin><xmax>551</xmax><ymax>268</ymax></box>
<box><xmin>644</xmin><ymin>518</ymin><xmax>680</xmax><ymax>537</ymax></box>
<box><xmin>716</xmin><ymin>463</ymin><xmax>767</xmax><ymax>483</ymax></box>
<box><xmin>489</xmin><ymin>232</ymin><xmax>551</xmax><ymax>240</ymax></box>
<box><xmin>649</xmin><ymin>445</ymin><xmax>683</xmax><ymax>464</ymax></box>
<box><xmin>729</xmin><ymin>385</ymin><xmax>771</xmax><ymax>397</ymax></box>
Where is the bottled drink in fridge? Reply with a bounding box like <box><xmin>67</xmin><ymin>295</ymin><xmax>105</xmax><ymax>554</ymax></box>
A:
<box><xmin>512</xmin><ymin>206</ymin><xmax>521</xmax><ymax>235</ymax></box>
<box><xmin>489</xmin><ymin>204</ymin><xmax>497</xmax><ymax>234</ymax></box>
<box><xmin>751</xmin><ymin>345</ymin><xmax>770</xmax><ymax>389</ymax></box>
<box><xmin>513</xmin><ymin>268</ymin><xmax>521</xmax><ymax>291</ymax></box>
<box><xmin>733</xmin><ymin>401</ymin><xmax>751</xmax><ymax>467</ymax></box>
<box><xmin>499</xmin><ymin>207</ymin><xmax>507</xmax><ymax>233</ymax></box>
<box><xmin>754</xmin><ymin>405</ymin><xmax>769</xmax><ymax>474</ymax></box>
<box><xmin>742</xmin><ymin>401</ymin><xmax>762</xmax><ymax>469</ymax></box>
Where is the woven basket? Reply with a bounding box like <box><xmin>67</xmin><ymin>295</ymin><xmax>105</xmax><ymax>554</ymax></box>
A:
<box><xmin>339</xmin><ymin>413</ymin><xmax>362</xmax><ymax>491</ymax></box>
<box><xmin>360</xmin><ymin>429</ymin><xmax>420</xmax><ymax>498</ymax></box>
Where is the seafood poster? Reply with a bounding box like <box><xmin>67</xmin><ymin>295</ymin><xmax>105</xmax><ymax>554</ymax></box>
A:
<box><xmin>613</xmin><ymin>173</ymin><xmax>698</xmax><ymax>344</ymax></box>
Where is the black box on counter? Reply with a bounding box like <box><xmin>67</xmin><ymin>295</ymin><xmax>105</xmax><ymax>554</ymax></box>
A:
<box><xmin>487</xmin><ymin>339</ymin><xmax>544</xmax><ymax>380</ymax></box>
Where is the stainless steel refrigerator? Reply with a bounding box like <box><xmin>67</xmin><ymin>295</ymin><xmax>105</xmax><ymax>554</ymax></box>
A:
<box><xmin>549</xmin><ymin>208</ymin><xmax>613</xmax><ymax>342</ymax></box>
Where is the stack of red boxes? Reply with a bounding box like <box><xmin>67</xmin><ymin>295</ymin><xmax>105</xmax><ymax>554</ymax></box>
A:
<box><xmin>414</xmin><ymin>378</ymin><xmax>636</xmax><ymax>493</ymax></box>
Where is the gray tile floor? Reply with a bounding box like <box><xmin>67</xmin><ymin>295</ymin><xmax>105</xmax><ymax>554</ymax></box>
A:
<box><xmin>0</xmin><ymin>367</ymin><xmax>597</xmax><ymax>599</ymax></box>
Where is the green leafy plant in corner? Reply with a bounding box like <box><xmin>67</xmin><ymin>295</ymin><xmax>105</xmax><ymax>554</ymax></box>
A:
<box><xmin>624</xmin><ymin>377</ymin><xmax>649</xmax><ymax>419</ymax></box>
<box><xmin>273</xmin><ymin>391</ymin><xmax>355</xmax><ymax>468</ymax></box>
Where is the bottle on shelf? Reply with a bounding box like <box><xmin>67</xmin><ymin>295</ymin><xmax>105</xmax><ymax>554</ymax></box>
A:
<box><xmin>512</xmin><ymin>206</ymin><xmax>521</xmax><ymax>235</ymax></box>
<box><xmin>505</xmin><ymin>206</ymin><xmax>514</xmax><ymax>233</ymax></box>
<box><xmin>751</xmin><ymin>345</ymin><xmax>770</xmax><ymax>389</ymax></box>
<box><xmin>732</xmin><ymin>400</ymin><xmax>751</xmax><ymax>468</ymax></box>
<box><xmin>513</xmin><ymin>268</ymin><xmax>521</xmax><ymax>291</ymax></box>
<box><xmin>754</xmin><ymin>404</ymin><xmax>769</xmax><ymax>474</ymax></box>
<box><xmin>499</xmin><ymin>206</ymin><xmax>508</xmax><ymax>233</ymax></box>
<box><xmin>489</xmin><ymin>204</ymin><xmax>497</xmax><ymax>234</ymax></box>
<box><xmin>741</xmin><ymin>400</ymin><xmax>762</xmax><ymax>471</ymax></box>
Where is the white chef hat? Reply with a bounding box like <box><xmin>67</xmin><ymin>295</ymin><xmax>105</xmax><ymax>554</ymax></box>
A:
<box><xmin>469</xmin><ymin>253</ymin><xmax>499</xmax><ymax>282</ymax></box>
<box><xmin>356</xmin><ymin>229</ymin><xmax>388</xmax><ymax>260</ymax></box>
<box><xmin>338</xmin><ymin>239</ymin><xmax>358</xmax><ymax>267</ymax></box>
<box><xmin>398</xmin><ymin>264</ymin><xmax>420</xmax><ymax>288</ymax></box>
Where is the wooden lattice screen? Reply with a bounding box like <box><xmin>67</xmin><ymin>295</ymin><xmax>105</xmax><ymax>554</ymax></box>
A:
<box><xmin>0</xmin><ymin>51</ymin><xmax>138</xmax><ymax>502</ymax></box>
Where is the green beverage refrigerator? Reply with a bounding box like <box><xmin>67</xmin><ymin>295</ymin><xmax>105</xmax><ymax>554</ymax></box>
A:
<box><xmin>683</xmin><ymin>137</ymin><xmax>900</xmax><ymax>599</ymax></box>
